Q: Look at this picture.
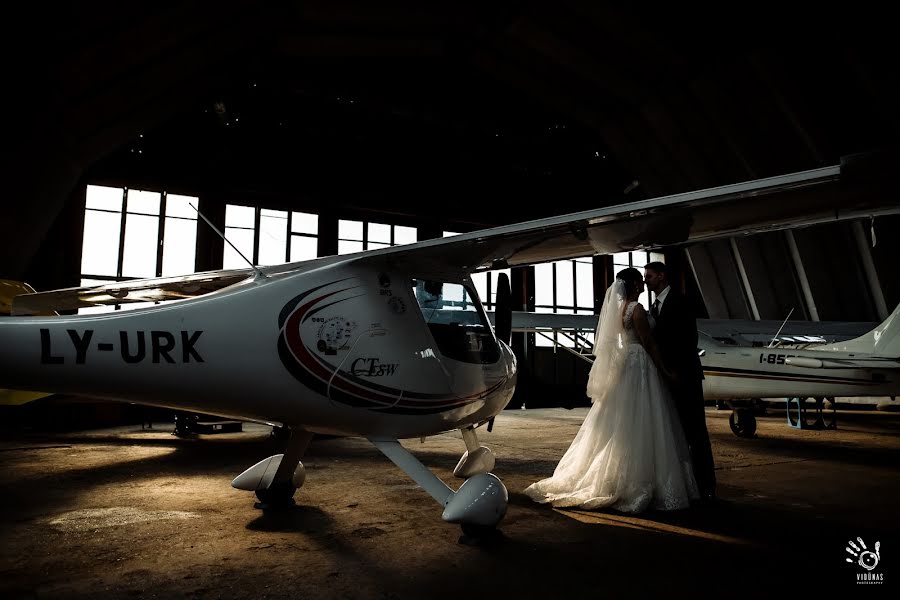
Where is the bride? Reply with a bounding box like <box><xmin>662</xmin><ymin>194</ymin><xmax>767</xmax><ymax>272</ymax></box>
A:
<box><xmin>524</xmin><ymin>267</ymin><xmax>699</xmax><ymax>513</ymax></box>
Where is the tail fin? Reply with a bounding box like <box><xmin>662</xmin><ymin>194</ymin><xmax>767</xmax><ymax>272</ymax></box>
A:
<box><xmin>824</xmin><ymin>303</ymin><xmax>900</xmax><ymax>357</ymax></box>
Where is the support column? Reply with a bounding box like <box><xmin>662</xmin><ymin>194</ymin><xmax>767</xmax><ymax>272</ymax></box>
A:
<box><xmin>852</xmin><ymin>220</ymin><xmax>888</xmax><ymax>320</ymax></box>
<box><xmin>730</xmin><ymin>238</ymin><xmax>760</xmax><ymax>320</ymax></box>
<box><xmin>785</xmin><ymin>230</ymin><xmax>819</xmax><ymax>322</ymax></box>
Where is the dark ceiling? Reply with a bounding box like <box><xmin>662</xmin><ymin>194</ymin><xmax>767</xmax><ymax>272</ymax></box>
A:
<box><xmin>4</xmin><ymin>1</ymin><xmax>898</xmax><ymax>280</ymax></box>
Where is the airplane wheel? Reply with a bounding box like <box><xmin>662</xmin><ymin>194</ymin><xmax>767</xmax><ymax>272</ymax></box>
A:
<box><xmin>461</xmin><ymin>523</ymin><xmax>495</xmax><ymax>536</ymax></box>
<box><xmin>729</xmin><ymin>410</ymin><xmax>757</xmax><ymax>438</ymax></box>
<box><xmin>459</xmin><ymin>523</ymin><xmax>501</xmax><ymax>545</ymax></box>
<box><xmin>255</xmin><ymin>482</ymin><xmax>297</xmax><ymax>507</ymax></box>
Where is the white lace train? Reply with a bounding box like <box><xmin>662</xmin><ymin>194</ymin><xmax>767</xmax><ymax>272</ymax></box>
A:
<box><xmin>524</xmin><ymin>343</ymin><xmax>699</xmax><ymax>513</ymax></box>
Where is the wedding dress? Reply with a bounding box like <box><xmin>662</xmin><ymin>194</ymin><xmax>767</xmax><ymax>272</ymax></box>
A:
<box><xmin>524</xmin><ymin>281</ymin><xmax>699</xmax><ymax>513</ymax></box>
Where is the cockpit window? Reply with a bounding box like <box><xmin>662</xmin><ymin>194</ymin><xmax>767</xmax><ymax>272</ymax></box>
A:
<box><xmin>413</xmin><ymin>279</ymin><xmax>499</xmax><ymax>364</ymax></box>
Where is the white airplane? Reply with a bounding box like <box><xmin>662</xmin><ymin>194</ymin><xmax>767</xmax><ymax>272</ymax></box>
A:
<box><xmin>699</xmin><ymin>305</ymin><xmax>900</xmax><ymax>436</ymax></box>
<box><xmin>509</xmin><ymin>303</ymin><xmax>900</xmax><ymax>438</ymax></box>
<box><xmin>0</xmin><ymin>153</ymin><xmax>897</xmax><ymax>535</ymax></box>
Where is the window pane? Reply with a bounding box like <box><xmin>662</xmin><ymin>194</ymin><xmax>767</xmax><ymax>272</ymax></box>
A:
<box><xmin>122</xmin><ymin>214</ymin><xmax>159</xmax><ymax>277</ymax></box>
<box><xmin>258</xmin><ymin>210</ymin><xmax>288</xmax><ymax>266</ymax></box>
<box><xmin>79</xmin><ymin>304</ymin><xmax>116</xmax><ymax>315</ymax></box>
<box><xmin>224</xmin><ymin>227</ymin><xmax>255</xmax><ymax>269</ymax></box>
<box><xmin>367</xmin><ymin>242</ymin><xmax>390</xmax><ymax>250</ymax></box>
<box><xmin>630</xmin><ymin>251</ymin><xmax>646</xmax><ymax>267</ymax></box>
<box><xmin>535</xmin><ymin>305</ymin><xmax>554</xmax><ymax>347</ymax></box>
<box><xmin>291</xmin><ymin>211</ymin><xmax>318</xmax><ymax>235</ymax></box>
<box><xmin>81</xmin><ymin>210</ymin><xmax>122</xmax><ymax>276</ymax></box>
<box><xmin>556</xmin><ymin>307</ymin><xmax>575</xmax><ymax>347</ymax></box>
<box><xmin>338</xmin><ymin>240</ymin><xmax>363</xmax><ymax>255</ymax></box>
<box><xmin>555</xmin><ymin>261</ymin><xmax>574</xmax><ymax>308</ymax></box>
<box><xmin>614</xmin><ymin>252</ymin><xmax>630</xmax><ymax>267</ymax></box>
<box><xmin>649</xmin><ymin>251</ymin><xmax>665</xmax><ymax>264</ymax></box>
<box><xmin>368</xmin><ymin>222</ymin><xmax>391</xmax><ymax>244</ymax></box>
<box><xmin>470</xmin><ymin>273</ymin><xmax>487</xmax><ymax>306</ymax></box>
<box><xmin>339</xmin><ymin>220</ymin><xmax>363</xmax><ymax>241</ymax></box>
<box><xmin>127</xmin><ymin>190</ymin><xmax>161</xmax><ymax>215</ymax></box>
<box><xmin>575</xmin><ymin>261</ymin><xmax>594</xmax><ymax>309</ymax></box>
<box><xmin>166</xmin><ymin>194</ymin><xmax>199</xmax><ymax>219</ymax></box>
<box><xmin>443</xmin><ymin>231</ymin><xmax>460</xmax><ymax>237</ymax></box>
<box><xmin>226</xmin><ymin>204</ymin><xmax>255</xmax><ymax>228</ymax></box>
<box><xmin>162</xmin><ymin>217</ymin><xmax>197</xmax><ymax>276</ymax></box>
<box><xmin>290</xmin><ymin>235</ymin><xmax>318</xmax><ymax>262</ymax></box>
<box><xmin>534</xmin><ymin>263</ymin><xmax>553</xmax><ymax>306</ymax></box>
<box><xmin>86</xmin><ymin>185</ymin><xmax>123</xmax><ymax>211</ymax></box>
<box><xmin>394</xmin><ymin>225</ymin><xmax>417</xmax><ymax>245</ymax></box>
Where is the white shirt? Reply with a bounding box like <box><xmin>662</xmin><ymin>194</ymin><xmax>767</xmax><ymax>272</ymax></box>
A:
<box><xmin>654</xmin><ymin>285</ymin><xmax>671</xmax><ymax>313</ymax></box>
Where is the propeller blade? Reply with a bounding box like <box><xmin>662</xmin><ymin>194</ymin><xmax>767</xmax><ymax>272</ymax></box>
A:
<box><xmin>495</xmin><ymin>273</ymin><xmax>512</xmax><ymax>345</ymax></box>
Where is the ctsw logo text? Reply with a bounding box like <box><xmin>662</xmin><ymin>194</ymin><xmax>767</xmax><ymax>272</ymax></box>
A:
<box><xmin>350</xmin><ymin>358</ymin><xmax>398</xmax><ymax>377</ymax></box>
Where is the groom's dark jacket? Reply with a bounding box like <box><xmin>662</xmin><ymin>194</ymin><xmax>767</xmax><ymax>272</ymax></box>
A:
<box><xmin>653</xmin><ymin>289</ymin><xmax>703</xmax><ymax>394</ymax></box>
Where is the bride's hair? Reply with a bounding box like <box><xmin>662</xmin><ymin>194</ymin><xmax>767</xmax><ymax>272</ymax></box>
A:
<box><xmin>615</xmin><ymin>267</ymin><xmax>643</xmax><ymax>298</ymax></box>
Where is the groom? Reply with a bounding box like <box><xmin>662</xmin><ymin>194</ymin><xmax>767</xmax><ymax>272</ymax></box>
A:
<box><xmin>644</xmin><ymin>261</ymin><xmax>716</xmax><ymax>503</ymax></box>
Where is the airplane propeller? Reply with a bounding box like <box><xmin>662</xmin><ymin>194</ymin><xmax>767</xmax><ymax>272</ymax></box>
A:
<box><xmin>495</xmin><ymin>272</ymin><xmax>512</xmax><ymax>346</ymax></box>
<box><xmin>487</xmin><ymin>272</ymin><xmax>513</xmax><ymax>434</ymax></box>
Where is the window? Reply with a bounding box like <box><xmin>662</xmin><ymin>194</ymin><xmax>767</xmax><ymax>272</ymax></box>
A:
<box><xmin>442</xmin><ymin>231</ymin><xmax>509</xmax><ymax>310</ymax></box>
<box><xmin>613</xmin><ymin>251</ymin><xmax>665</xmax><ymax>310</ymax></box>
<box><xmin>223</xmin><ymin>205</ymin><xmax>319</xmax><ymax>268</ymax></box>
<box><xmin>339</xmin><ymin>220</ymin><xmax>416</xmax><ymax>254</ymax></box>
<box><xmin>412</xmin><ymin>278</ymin><xmax>499</xmax><ymax>364</ymax></box>
<box><xmin>80</xmin><ymin>185</ymin><xmax>199</xmax><ymax>313</ymax></box>
<box><xmin>534</xmin><ymin>257</ymin><xmax>594</xmax><ymax>348</ymax></box>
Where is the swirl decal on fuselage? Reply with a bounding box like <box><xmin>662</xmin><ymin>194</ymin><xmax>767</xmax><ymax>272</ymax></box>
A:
<box><xmin>277</xmin><ymin>281</ymin><xmax>507</xmax><ymax>415</ymax></box>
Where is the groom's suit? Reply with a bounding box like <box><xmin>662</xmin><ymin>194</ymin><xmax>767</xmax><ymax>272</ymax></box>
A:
<box><xmin>652</xmin><ymin>288</ymin><xmax>716</xmax><ymax>499</ymax></box>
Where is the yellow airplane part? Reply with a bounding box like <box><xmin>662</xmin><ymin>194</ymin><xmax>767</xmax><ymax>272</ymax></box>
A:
<box><xmin>0</xmin><ymin>389</ymin><xmax>51</xmax><ymax>405</ymax></box>
<box><xmin>0</xmin><ymin>279</ymin><xmax>38</xmax><ymax>315</ymax></box>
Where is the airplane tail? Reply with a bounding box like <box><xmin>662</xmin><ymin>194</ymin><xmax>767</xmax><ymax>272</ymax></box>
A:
<box><xmin>823</xmin><ymin>302</ymin><xmax>900</xmax><ymax>358</ymax></box>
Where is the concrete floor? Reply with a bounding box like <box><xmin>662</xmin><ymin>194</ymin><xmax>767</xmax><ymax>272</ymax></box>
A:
<box><xmin>1</xmin><ymin>407</ymin><xmax>897</xmax><ymax>597</ymax></box>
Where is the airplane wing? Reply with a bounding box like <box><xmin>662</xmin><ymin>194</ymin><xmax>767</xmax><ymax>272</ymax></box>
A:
<box><xmin>9</xmin><ymin>151</ymin><xmax>897</xmax><ymax>315</ymax></box>
<box><xmin>363</xmin><ymin>150</ymin><xmax>897</xmax><ymax>272</ymax></box>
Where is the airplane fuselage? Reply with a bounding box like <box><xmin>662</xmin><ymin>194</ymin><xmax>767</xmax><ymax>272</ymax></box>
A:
<box><xmin>701</xmin><ymin>343</ymin><xmax>900</xmax><ymax>400</ymax></box>
<box><xmin>0</xmin><ymin>260</ymin><xmax>517</xmax><ymax>438</ymax></box>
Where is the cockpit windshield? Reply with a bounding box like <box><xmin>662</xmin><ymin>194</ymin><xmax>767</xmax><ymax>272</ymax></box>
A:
<box><xmin>413</xmin><ymin>279</ymin><xmax>500</xmax><ymax>364</ymax></box>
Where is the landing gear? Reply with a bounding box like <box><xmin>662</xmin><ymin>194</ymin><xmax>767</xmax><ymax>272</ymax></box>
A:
<box><xmin>370</xmin><ymin>437</ymin><xmax>508</xmax><ymax>536</ymax></box>
<box><xmin>254</xmin><ymin>481</ymin><xmax>298</xmax><ymax>507</ymax></box>
<box><xmin>786</xmin><ymin>396</ymin><xmax>837</xmax><ymax>430</ymax></box>
<box><xmin>458</xmin><ymin>522</ymin><xmax>503</xmax><ymax>546</ymax></box>
<box><xmin>454</xmin><ymin>426</ymin><xmax>496</xmax><ymax>478</ymax></box>
<box><xmin>729</xmin><ymin>409</ymin><xmax>758</xmax><ymax>438</ymax></box>
<box><xmin>232</xmin><ymin>428</ymin><xmax>313</xmax><ymax>509</ymax></box>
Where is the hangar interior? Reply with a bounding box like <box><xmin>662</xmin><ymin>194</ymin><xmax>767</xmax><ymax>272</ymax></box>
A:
<box><xmin>3</xmin><ymin>1</ymin><xmax>899</xmax><ymax>427</ymax></box>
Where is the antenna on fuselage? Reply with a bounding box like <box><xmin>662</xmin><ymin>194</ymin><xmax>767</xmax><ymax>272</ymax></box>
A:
<box><xmin>767</xmin><ymin>307</ymin><xmax>795</xmax><ymax>348</ymax></box>
<box><xmin>190</xmin><ymin>203</ymin><xmax>267</xmax><ymax>279</ymax></box>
